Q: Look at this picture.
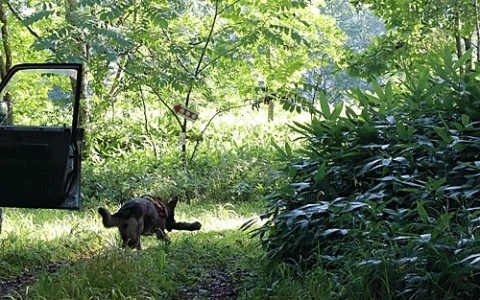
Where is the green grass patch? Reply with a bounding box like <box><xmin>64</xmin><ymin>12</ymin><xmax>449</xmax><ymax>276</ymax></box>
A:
<box><xmin>25</xmin><ymin>229</ymin><xmax>260</xmax><ymax>299</ymax></box>
<box><xmin>0</xmin><ymin>201</ymin><xmax>271</xmax><ymax>299</ymax></box>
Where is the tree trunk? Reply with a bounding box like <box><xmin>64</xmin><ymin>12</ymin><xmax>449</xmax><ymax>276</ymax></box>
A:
<box><xmin>463</xmin><ymin>37</ymin><xmax>473</xmax><ymax>70</ymax></box>
<box><xmin>455</xmin><ymin>11</ymin><xmax>465</xmax><ymax>74</ymax></box>
<box><xmin>474</xmin><ymin>0</ymin><xmax>480</xmax><ymax>63</ymax></box>
<box><xmin>0</xmin><ymin>3</ymin><xmax>13</xmax><ymax>124</ymax></box>
<box><xmin>65</xmin><ymin>0</ymin><xmax>90</xmax><ymax>129</ymax></box>
<box><xmin>180</xmin><ymin>118</ymin><xmax>187</xmax><ymax>165</ymax></box>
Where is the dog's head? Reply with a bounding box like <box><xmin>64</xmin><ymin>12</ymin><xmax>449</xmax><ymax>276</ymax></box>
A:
<box><xmin>165</xmin><ymin>196</ymin><xmax>178</xmax><ymax>232</ymax></box>
<box><xmin>119</xmin><ymin>217</ymin><xmax>141</xmax><ymax>249</ymax></box>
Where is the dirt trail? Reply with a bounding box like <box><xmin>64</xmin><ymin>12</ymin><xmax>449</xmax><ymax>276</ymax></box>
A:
<box><xmin>1</xmin><ymin>262</ymin><xmax>253</xmax><ymax>299</ymax></box>
<box><xmin>182</xmin><ymin>266</ymin><xmax>240</xmax><ymax>299</ymax></box>
<box><xmin>0</xmin><ymin>263</ymin><xmax>65</xmax><ymax>299</ymax></box>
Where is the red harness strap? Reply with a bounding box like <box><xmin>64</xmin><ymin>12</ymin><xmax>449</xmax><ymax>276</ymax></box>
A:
<box><xmin>144</xmin><ymin>196</ymin><xmax>169</xmax><ymax>219</ymax></box>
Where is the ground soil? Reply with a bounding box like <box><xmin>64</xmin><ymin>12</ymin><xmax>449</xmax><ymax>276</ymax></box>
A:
<box><xmin>0</xmin><ymin>263</ymin><xmax>66</xmax><ymax>299</ymax></box>
<box><xmin>0</xmin><ymin>262</ymin><xmax>252</xmax><ymax>299</ymax></box>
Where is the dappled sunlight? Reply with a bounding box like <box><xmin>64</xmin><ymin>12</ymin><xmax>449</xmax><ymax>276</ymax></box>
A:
<box><xmin>1</xmin><ymin>209</ymin><xmax>103</xmax><ymax>243</ymax></box>
<box><xmin>174</xmin><ymin>202</ymin><xmax>266</xmax><ymax>233</ymax></box>
<box><xmin>198</xmin><ymin>216</ymin><xmax>255</xmax><ymax>232</ymax></box>
<box><xmin>0</xmin><ymin>203</ymin><xmax>265</xmax><ymax>245</ymax></box>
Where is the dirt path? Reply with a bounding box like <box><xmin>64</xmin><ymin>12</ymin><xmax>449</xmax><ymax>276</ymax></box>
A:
<box><xmin>1</xmin><ymin>262</ymin><xmax>253</xmax><ymax>299</ymax></box>
<box><xmin>0</xmin><ymin>263</ymin><xmax>66</xmax><ymax>299</ymax></box>
<box><xmin>181</xmin><ymin>265</ymin><xmax>243</xmax><ymax>300</ymax></box>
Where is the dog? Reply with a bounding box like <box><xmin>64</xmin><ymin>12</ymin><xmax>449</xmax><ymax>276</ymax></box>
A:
<box><xmin>98</xmin><ymin>195</ymin><xmax>201</xmax><ymax>249</ymax></box>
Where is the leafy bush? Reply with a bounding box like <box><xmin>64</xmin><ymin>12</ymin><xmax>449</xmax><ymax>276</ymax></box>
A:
<box><xmin>252</xmin><ymin>52</ymin><xmax>480</xmax><ymax>298</ymax></box>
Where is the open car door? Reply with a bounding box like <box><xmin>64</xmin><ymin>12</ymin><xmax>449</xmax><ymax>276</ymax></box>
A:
<box><xmin>0</xmin><ymin>63</ymin><xmax>84</xmax><ymax>209</ymax></box>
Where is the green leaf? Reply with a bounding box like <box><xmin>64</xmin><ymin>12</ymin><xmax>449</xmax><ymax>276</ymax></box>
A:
<box><xmin>319</xmin><ymin>93</ymin><xmax>330</xmax><ymax>119</ymax></box>
<box><xmin>434</xmin><ymin>126</ymin><xmax>453</xmax><ymax>143</ymax></box>
<box><xmin>397</xmin><ymin>122</ymin><xmax>407</xmax><ymax>140</ymax></box>
<box><xmin>417</xmin><ymin>201</ymin><xmax>429</xmax><ymax>224</ymax></box>
<box><xmin>271</xmin><ymin>139</ymin><xmax>288</xmax><ymax>159</ymax></box>
<box><xmin>314</xmin><ymin>162</ymin><xmax>328</xmax><ymax>183</ymax></box>
<box><xmin>288</xmin><ymin>166</ymin><xmax>297</xmax><ymax>177</ymax></box>
<box><xmin>372</xmin><ymin>81</ymin><xmax>385</xmax><ymax>101</ymax></box>
<box><xmin>284</xmin><ymin>141</ymin><xmax>292</xmax><ymax>157</ymax></box>
<box><xmin>426</xmin><ymin>177</ymin><xmax>446</xmax><ymax>191</ymax></box>
<box><xmin>345</xmin><ymin>105</ymin><xmax>358</xmax><ymax>120</ymax></box>
<box><xmin>357</xmin><ymin>158</ymin><xmax>383</xmax><ymax>176</ymax></box>
<box><xmin>459</xmin><ymin>254</ymin><xmax>480</xmax><ymax>265</ymax></box>
<box><xmin>22</xmin><ymin>10</ymin><xmax>54</xmax><ymax>26</ymax></box>
<box><xmin>147</xmin><ymin>7</ymin><xmax>170</xmax><ymax>28</ymax></box>
<box><xmin>453</xmin><ymin>48</ymin><xmax>474</xmax><ymax>71</ymax></box>
<box><xmin>291</xmin><ymin>121</ymin><xmax>314</xmax><ymax>135</ymax></box>
<box><xmin>330</xmin><ymin>101</ymin><xmax>344</xmax><ymax>122</ymax></box>
<box><xmin>461</xmin><ymin>114</ymin><xmax>471</xmax><ymax>127</ymax></box>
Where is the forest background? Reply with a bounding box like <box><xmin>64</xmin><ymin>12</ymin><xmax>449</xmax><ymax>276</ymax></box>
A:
<box><xmin>1</xmin><ymin>0</ymin><xmax>480</xmax><ymax>299</ymax></box>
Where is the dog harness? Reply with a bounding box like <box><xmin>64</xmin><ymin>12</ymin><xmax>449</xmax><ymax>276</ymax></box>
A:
<box><xmin>144</xmin><ymin>196</ymin><xmax>169</xmax><ymax>219</ymax></box>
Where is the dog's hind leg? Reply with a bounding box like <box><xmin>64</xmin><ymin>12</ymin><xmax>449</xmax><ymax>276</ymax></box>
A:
<box><xmin>155</xmin><ymin>228</ymin><xmax>171</xmax><ymax>243</ymax></box>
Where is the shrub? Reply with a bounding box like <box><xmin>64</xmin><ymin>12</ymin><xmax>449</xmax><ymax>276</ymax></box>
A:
<box><xmin>252</xmin><ymin>51</ymin><xmax>480</xmax><ymax>298</ymax></box>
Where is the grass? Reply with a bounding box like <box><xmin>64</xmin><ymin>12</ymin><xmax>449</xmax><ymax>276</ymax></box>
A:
<box><xmin>0</xmin><ymin>200</ymin><xmax>265</xmax><ymax>299</ymax></box>
<box><xmin>0</xmin><ymin>199</ymin><xmax>341</xmax><ymax>300</ymax></box>
<box><xmin>24</xmin><ymin>230</ymin><xmax>258</xmax><ymax>299</ymax></box>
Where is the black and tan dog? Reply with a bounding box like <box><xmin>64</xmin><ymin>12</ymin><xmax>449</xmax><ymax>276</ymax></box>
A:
<box><xmin>98</xmin><ymin>196</ymin><xmax>201</xmax><ymax>249</ymax></box>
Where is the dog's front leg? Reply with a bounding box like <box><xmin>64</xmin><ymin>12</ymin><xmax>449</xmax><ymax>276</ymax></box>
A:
<box><xmin>120</xmin><ymin>238</ymin><xmax>141</xmax><ymax>250</ymax></box>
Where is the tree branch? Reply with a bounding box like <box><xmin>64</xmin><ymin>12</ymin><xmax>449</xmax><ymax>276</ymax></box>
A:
<box><xmin>217</xmin><ymin>0</ymin><xmax>242</xmax><ymax>15</ymax></box>
<box><xmin>5</xmin><ymin>1</ymin><xmax>41</xmax><ymax>40</ymax></box>
<box><xmin>139</xmin><ymin>85</ymin><xmax>159</xmax><ymax>158</ymax></box>
<box><xmin>120</xmin><ymin>62</ymin><xmax>184</xmax><ymax>129</ymax></box>
<box><xmin>198</xmin><ymin>40</ymin><xmax>244</xmax><ymax>73</ymax></box>
<box><xmin>188</xmin><ymin>102</ymin><xmax>252</xmax><ymax>164</ymax></box>
<box><xmin>181</xmin><ymin>0</ymin><xmax>220</xmax><ymax>164</ymax></box>
<box><xmin>159</xmin><ymin>27</ymin><xmax>194</xmax><ymax>76</ymax></box>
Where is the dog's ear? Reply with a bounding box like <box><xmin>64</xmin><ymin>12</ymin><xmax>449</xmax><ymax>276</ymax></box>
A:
<box><xmin>168</xmin><ymin>196</ymin><xmax>178</xmax><ymax>209</ymax></box>
<box><xmin>166</xmin><ymin>196</ymin><xmax>179</xmax><ymax>230</ymax></box>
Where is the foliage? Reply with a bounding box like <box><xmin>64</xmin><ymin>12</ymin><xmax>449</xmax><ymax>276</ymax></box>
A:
<box><xmin>82</xmin><ymin>107</ymin><xmax>294</xmax><ymax>206</ymax></box>
<box><xmin>4</xmin><ymin>0</ymin><xmax>347</xmax><ymax>166</ymax></box>
<box><xmin>347</xmin><ymin>0</ymin><xmax>479</xmax><ymax>78</ymax></box>
<box><xmin>250</xmin><ymin>51</ymin><xmax>480</xmax><ymax>298</ymax></box>
<box><xmin>304</xmin><ymin>0</ymin><xmax>384</xmax><ymax>102</ymax></box>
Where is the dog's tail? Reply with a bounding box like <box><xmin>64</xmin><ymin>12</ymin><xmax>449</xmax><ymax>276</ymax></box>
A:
<box><xmin>98</xmin><ymin>207</ymin><xmax>120</xmax><ymax>228</ymax></box>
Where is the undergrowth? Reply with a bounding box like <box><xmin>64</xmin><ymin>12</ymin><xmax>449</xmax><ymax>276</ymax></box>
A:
<box><xmin>251</xmin><ymin>50</ymin><xmax>480</xmax><ymax>299</ymax></box>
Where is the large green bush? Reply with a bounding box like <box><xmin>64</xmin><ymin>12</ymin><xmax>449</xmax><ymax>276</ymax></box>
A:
<box><xmin>252</xmin><ymin>51</ymin><xmax>480</xmax><ymax>298</ymax></box>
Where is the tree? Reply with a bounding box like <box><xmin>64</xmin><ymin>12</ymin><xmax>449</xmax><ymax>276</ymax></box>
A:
<box><xmin>348</xmin><ymin>0</ymin><xmax>479</xmax><ymax>77</ymax></box>
<box><xmin>0</xmin><ymin>2</ymin><xmax>13</xmax><ymax>124</ymax></box>
<box><xmin>115</xmin><ymin>0</ymin><xmax>345</xmax><ymax>165</ymax></box>
<box><xmin>304</xmin><ymin>0</ymin><xmax>385</xmax><ymax>104</ymax></box>
<box><xmin>4</xmin><ymin>0</ymin><xmax>346</xmax><ymax>167</ymax></box>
